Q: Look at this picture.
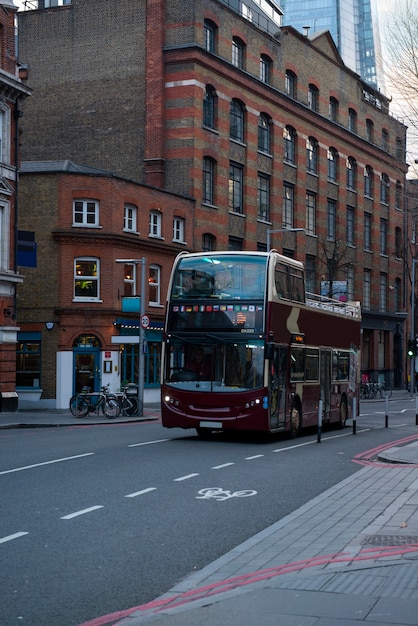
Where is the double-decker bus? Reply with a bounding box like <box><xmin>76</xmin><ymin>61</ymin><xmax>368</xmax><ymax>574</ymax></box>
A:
<box><xmin>161</xmin><ymin>251</ymin><xmax>361</xmax><ymax>436</ymax></box>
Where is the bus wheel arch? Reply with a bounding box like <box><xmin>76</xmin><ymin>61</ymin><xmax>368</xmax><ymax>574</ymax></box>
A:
<box><xmin>288</xmin><ymin>397</ymin><xmax>302</xmax><ymax>438</ymax></box>
<box><xmin>339</xmin><ymin>394</ymin><xmax>348</xmax><ymax>429</ymax></box>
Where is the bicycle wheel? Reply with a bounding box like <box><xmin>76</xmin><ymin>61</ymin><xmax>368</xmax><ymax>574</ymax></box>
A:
<box><xmin>123</xmin><ymin>396</ymin><xmax>139</xmax><ymax>416</ymax></box>
<box><xmin>69</xmin><ymin>395</ymin><xmax>89</xmax><ymax>417</ymax></box>
<box><xmin>104</xmin><ymin>395</ymin><xmax>121</xmax><ymax>419</ymax></box>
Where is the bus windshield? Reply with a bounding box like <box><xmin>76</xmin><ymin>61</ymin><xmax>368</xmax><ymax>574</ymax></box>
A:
<box><xmin>170</xmin><ymin>253</ymin><xmax>267</xmax><ymax>300</ymax></box>
<box><xmin>164</xmin><ymin>338</ymin><xmax>265</xmax><ymax>392</ymax></box>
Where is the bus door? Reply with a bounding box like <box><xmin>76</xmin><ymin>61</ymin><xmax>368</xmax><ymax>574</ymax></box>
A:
<box><xmin>269</xmin><ymin>345</ymin><xmax>287</xmax><ymax>429</ymax></box>
<box><xmin>320</xmin><ymin>349</ymin><xmax>331</xmax><ymax>421</ymax></box>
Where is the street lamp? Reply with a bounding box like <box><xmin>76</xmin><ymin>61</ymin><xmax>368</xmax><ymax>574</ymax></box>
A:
<box><xmin>267</xmin><ymin>227</ymin><xmax>305</xmax><ymax>251</ymax></box>
<box><xmin>410</xmin><ymin>258</ymin><xmax>418</xmax><ymax>396</ymax></box>
<box><xmin>115</xmin><ymin>257</ymin><xmax>147</xmax><ymax>416</ymax></box>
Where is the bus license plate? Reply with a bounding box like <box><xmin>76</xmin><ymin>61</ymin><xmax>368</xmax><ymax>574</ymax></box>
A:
<box><xmin>199</xmin><ymin>421</ymin><xmax>222</xmax><ymax>429</ymax></box>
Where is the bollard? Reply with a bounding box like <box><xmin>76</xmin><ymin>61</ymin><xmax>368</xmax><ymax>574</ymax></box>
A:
<box><xmin>352</xmin><ymin>396</ymin><xmax>357</xmax><ymax>435</ymax></box>
<box><xmin>385</xmin><ymin>393</ymin><xmax>389</xmax><ymax>428</ymax></box>
<box><xmin>317</xmin><ymin>399</ymin><xmax>323</xmax><ymax>443</ymax></box>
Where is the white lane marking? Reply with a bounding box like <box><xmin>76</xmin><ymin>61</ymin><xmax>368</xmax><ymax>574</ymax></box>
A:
<box><xmin>61</xmin><ymin>506</ymin><xmax>103</xmax><ymax>520</ymax></box>
<box><xmin>174</xmin><ymin>473</ymin><xmax>200</xmax><ymax>481</ymax></box>
<box><xmin>212</xmin><ymin>463</ymin><xmax>235</xmax><ymax>469</ymax></box>
<box><xmin>0</xmin><ymin>453</ymin><xmax>94</xmax><ymax>476</ymax></box>
<box><xmin>125</xmin><ymin>488</ymin><xmax>157</xmax><ymax>498</ymax></box>
<box><xmin>0</xmin><ymin>532</ymin><xmax>28</xmax><ymax>544</ymax></box>
<box><xmin>245</xmin><ymin>455</ymin><xmax>265</xmax><ymax>460</ymax></box>
<box><xmin>273</xmin><ymin>429</ymin><xmax>370</xmax><ymax>452</ymax></box>
<box><xmin>128</xmin><ymin>439</ymin><xmax>169</xmax><ymax>448</ymax></box>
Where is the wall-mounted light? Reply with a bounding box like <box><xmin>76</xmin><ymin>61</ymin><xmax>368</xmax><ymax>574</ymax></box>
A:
<box><xmin>45</xmin><ymin>322</ymin><xmax>54</xmax><ymax>330</ymax></box>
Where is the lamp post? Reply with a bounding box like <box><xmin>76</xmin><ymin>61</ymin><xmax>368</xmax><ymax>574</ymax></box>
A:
<box><xmin>115</xmin><ymin>257</ymin><xmax>147</xmax><ymax>416</ymax></box>
<box><xmin>411</xmin><ymin>258</ymin><xmax>417</xmax><ymax>396</ymax></box>
<box><xmin>267</xmin><ymin>227</ymin><xmax>305</xmax><ymax>251</ymax></box>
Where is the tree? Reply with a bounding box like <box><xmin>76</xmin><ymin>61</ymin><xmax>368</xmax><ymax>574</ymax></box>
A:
<box><xmin>318</xmin><ymin>239</ymin><xmax>351</xmax><ymax>300</ymax></box>
<box><xmin>382</xmin><ymin>0</ymin><xmax>418</xmax><ymax>173</ymax></box>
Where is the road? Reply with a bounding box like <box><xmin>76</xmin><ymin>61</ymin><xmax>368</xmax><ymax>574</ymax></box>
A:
<box><xmin>1</xmin><ymin>398</ymin><xmax>416</xmax><ymax>626</ymax></box>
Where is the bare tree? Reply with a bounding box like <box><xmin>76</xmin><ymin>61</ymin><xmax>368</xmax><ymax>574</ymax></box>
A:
<box><xmin>318</xmin><ymin>239</ymin><xmax>351</xmax><ymax>300</ymax></box>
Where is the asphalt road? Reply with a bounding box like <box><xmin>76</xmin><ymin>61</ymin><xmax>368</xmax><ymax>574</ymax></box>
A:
<box><xmin>1</xmin><ymin>398</ymin><xmax>416</xmax><ymax>626</ymax></box>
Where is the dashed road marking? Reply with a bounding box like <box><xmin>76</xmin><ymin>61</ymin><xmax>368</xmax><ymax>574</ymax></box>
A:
<box><xmin>125</xmin><ymin>488</ymin><xmax>157</xmax><ymax>498</ymax></box>
<box><xmin>0</xmin><ymin>532</ymin><xmax>28</xmax><ymax>544</ymax></box>
<box><xmin>174</xmin><ymin>473</ymin><xmax>200</xmax><ymax>481</ymax></box>
<box><xmin>61</xmin><ymin>506</ymin><xmax>104</xmax><ymax>520</ymax></box>
<box><xmin>0</xmin><ymin>453</ymin><xmax>95</xmax><ymax>476</ymax></box>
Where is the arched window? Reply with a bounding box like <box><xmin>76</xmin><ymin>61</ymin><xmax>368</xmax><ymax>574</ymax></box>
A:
<box><xmin>203</xmin><ymin>157</ymin><xmax>215</xmax><ymax>205</ymax></box>
<box><xmin>348</xmin><ymin>108</ymin><xmax>357</xmax><ymax>133</ymax></box>
<box><xmin>329</xmin><ymin>96</ymin><xmax>338</xmax><ymax>122</ymax></box>
<box><xmin>284</xmin><ymin>126</ymin><xmax>296</xmax><ymax>163</ymax></box>
<box><xmin>202</xmin><ymin>233</ymin><xmax>216</xmax><ymax>251</ymax></box>
<box><xmin>285</xmin><ymin>70</ymin><xmax>297</xmax><ymax>98</ymax></box>
<box><xmin>308</xmin><ymin>84</ymin><xmax>319</xmax><ymax>111</ymax></box>
<box><xmin>380</xmin><ymin>173</ymin><xmax>390</xmax><ymax>204</ymax></box>
<box><xmin>258</xmin><ymin>113</ymin><xmax>271</xmax><ymax>153</ymax></box>
<box><xmin>232</xmin><ymin>36</ymin><xmax>245</xmax><ymax>68</ymax></box>
<box><xmin>260</xmin><ymin>54</ymin><xmax>272</xmax><ymax>84</ymax></box>
<box><xmin>346</xmin><ymin>157</ymin><xmax>357</xmax><ymax>190</ymax></box>
<box><xmin>365</xmin><ymin>118</ymin><xmax>374</xmax><ymax>143</ymax></box>
<box><xmin>230</xmin><ymin>99</ymin><xmax>245</xmax><ymax>142</ymax></box>
<box><xmin>327</xmin><ymin>147</ymin><xmax>338</xmax><ymax>181</ymax></box>
<box><xmin>203</xmin><ymin>85</ymin><xmax>217</xmax><ymax>129</ymax></box>
<box><xmin>204</xmin><ymin>19</ymin><xmax>217</xmax><ymax>53</ymax></box>
<box><xmin>395</xmin><ymin>181</ymin><xmax>402</xmax><ymax>209</ymax></box>
<box><xmin>306</xmin><ymin>137</ymin><xmax>318</xmax><ymax>174</ymax></box>
<box><xmin>364</xmin><ymin>165</ymin><xmax>373</xmax><ymax>198</ymax></box>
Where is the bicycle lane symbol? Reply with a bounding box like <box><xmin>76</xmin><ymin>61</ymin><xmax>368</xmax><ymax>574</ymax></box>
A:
<box><xmin>196</xmin><ymin>487</ymin><xmax>257</xmax><ymax>501</ymax></box>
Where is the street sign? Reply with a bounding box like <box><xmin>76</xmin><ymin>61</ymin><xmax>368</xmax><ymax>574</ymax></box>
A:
<box><xmin>141</xmin><ymin>314</ymin><xmax>150</xmax><ymax>329</ymax></box>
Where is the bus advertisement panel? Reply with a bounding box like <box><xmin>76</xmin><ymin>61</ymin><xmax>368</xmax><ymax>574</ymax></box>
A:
<box><xmin>161</xmin><ymin>251</ymin><xmax>361</xmax><ymax>436</ymax></box>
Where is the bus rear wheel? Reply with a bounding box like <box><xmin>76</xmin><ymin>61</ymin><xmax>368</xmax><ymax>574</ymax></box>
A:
<box><xmin>339</xmin><ymin>397</ymin><xmax>348</xmax><ymax>429</ymax></box>
<box><xmin>289</xmin><ymin>402</ymin><xmax>301</xmax><ymax>438</ymax></box>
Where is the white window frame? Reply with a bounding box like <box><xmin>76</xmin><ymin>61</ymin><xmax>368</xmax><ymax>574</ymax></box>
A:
<box><xmin>149</xmin><ymin>210</ymin><xmax>163</xmax><ymax>238</ymax></box>
<box><xmin>0</xmin><ymin>105</ymin><xmax>11</xmax><ymax>165</ymax></box>
<box><xmin>0</xmin><ymin>203</ymin><xmax>10</xmax><ymax>270</ymax></box>
<box><xmin>73</xmin><ymin>199</ymin><xmax>99</xmax><ymax>227</ymax></box>
<box><xmin>149</xmin><ymin>264</ymin><xmax>161</xmax><ymax>306</ymax></box>
<box><xmin>123</xmin><ymin>204</ymin><xmax>138</xmax><ymax>233</ymax></box>
<box><xmin>74</xmin><ymin>257</ymin><xmax>100</xmax><ymax>302</ymax></box>
<box><xmin>173</xmin><ymin>217</ymin><xmax>186</xmax><ymax>244</ymax></box>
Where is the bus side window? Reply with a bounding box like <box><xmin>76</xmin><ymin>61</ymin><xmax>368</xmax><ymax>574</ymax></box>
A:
<box><xmin>290</xmin><ymin>347</ymin><xmax>305</xmax><ymax>382</ymax></box>
<box><xmin>289</xmin><ymin>269</ymin><xmax>305</xmax><ymax>302</ymax></box>
<box><xmin>275</xmin><ymin>263</ymin><xmax>288</xmax><ymax>299</ymax></box>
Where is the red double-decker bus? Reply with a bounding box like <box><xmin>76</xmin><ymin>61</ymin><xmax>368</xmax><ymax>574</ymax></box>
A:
<box><xmin>161</xmin><ymin>251</ymin><xmax>361</xmax><ymax>436</ymax></box>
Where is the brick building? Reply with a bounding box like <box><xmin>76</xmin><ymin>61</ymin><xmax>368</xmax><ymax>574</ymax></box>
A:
<box><xmin>0</xmin><ymin>0</ymin><xmax>31</xmax><ymax>411</ymax></box>
<box><xmin>15</xmin><ymin>0</ymin><xmax>408</xmax><ymax>403</ymax></box>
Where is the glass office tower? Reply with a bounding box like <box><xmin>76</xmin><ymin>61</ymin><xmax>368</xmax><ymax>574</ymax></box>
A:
<box><xmin>280</xmin><ymin>0</ymin><xmax>380</xmax><ymax>87</ymax></box>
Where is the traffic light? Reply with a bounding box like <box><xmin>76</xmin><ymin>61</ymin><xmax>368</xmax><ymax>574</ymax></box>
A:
<box><xmin>408</xmin><ymin>339</ymin><xmax>416</xmax><ymax>358</ymax></box>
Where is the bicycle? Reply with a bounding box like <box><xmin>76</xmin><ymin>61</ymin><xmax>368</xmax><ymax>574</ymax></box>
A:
<box><xmin>116</xmin><ymin>385</ymin><xmax>141</xmax><ymax>417</ymax></box>
<box><xmin>376</xmin><ymin>381</ymin><xmax>392</xmax><ymax>399</ymax></box>
<box><xmin>69</xmin><ymin>383</ymin><xmax>121</xmax><ymax>419</ymax></box>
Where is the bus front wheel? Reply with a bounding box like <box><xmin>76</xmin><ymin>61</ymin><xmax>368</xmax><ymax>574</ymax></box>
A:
<box><xmin>289</xmin><ymin>402</ymin><xmax>301</xmax><ymax>438</ymax></box>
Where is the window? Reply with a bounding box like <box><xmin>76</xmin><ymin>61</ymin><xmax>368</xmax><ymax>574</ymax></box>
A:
<box><xmin>230</xmin><ymin>99</ymin><xmax>245</xmax><ymax>142</ymax></box>
<box><xmin>348</xmin><ymin>108</ymin><xmax>357</xmax><ymax>133</ymax></box>
<box><xmin>202</xmin><ymin>233</ymin><xmax>216</xmax><ymax>251</ymax></box>
<box><xmin>346</xmin><ymin>157</ymin><xmax>356</xmax><ymax>190</ymax></box>
<box><xmin>258</xmin><ymin>114</ymin><xmax>271</xmax><ymax>153</ymax></box>
<box><xmin>124</xmin><ymin>204</ymin><xmax>137</xmax><ymax>233</ymax></box>
<box><xmin>329</xmin><ymin>97</ymin><xmax>338</xmax><ymax>122</ymax></box>
<box><xmin>382</xmin><ymin>128</ymin><xmax>389</xmax><ymax>151</ymax></box>
<box><xmin>229</xmin><ymin>162</ymin><xmax>243</xmax><ymax>213</ymax></box>
<box><xmin>327</xmin><ymin>199</ymin><xmax>336</xmax><ymax>241</ymax></box>
<box><xmin>16</xmin><ymin>337</ymin><xmax>41</xmax><ymax>388</ymax></box>
<box><xmin>232</xmin><ymin>36</ymin><xmax>244</xmax><ymax>68</ymax></box>
<box><xmin>229</xmin><ymin>236</ymin><xmax>243</xmax><ymax>251</ymax></box>
<box><xmin>395</xmin><ymin>181</ymin><xmax>402</xmax><ymax>209</ymax></box>
<box><xmin>149</xmin><ymin>210</ymin><xmax>162</xmax><ymax>238</ymax></box>
<box><xmin>204</xmin><ymin>19</ymin><xmax>216</xmax><ymax>53</ymax></box>
<box><xmin>380</xmin><ymin>173</ymin><xmax>390</xmax><ymax>204</ymax></box>
<box><xmin>395</xmin><ymin>227</ymin><xmax>402</xmax><ymax>258</ymax></box>
<box><xmin>366</xmin><ymin>119</ymin><xmax>374</xmax><ymax>143</ymax></box>
<box><xmin>305</xmin><ymin>255</ymin><xmax>316</xmax><ymax>293</ymax></box>
<box><xmin>396</xmin><ymin>137</ymin><xmax>404</xmax><ymax>160</ymax></box>
<box><xmin>149</xmin><ymin>265</ymin><xmax>161</xmax><ymax>305</ymax></box>
<box><xmin>306</xmin><ymin>192</ymin><xmax>316</xmax><ymax>235</ymax></box>
<box><xmin>203</xmin><ymin>157</ymin><xmax>215</xmax><ymax>205</ymax></box>
<box><xmin>173</xmin><ymin>217</ymin><xmax>185</xmax><ymax>243</ymax></box>
<box><xmin>260</xmin><ymin>54</ymin><xmax>272</xmax><ymax>84</ymax></box>
<box><xmin>306</xmin><ymin>137</ymin><xmax>318</xmax><ymax>174</ymax></box>
<box><xmin>73</xmin><ymin>199</ymin><xmax>99</xmax><ymax>227</ymax></box>
<box><xmin>379</xmin><ymin>273</ymin><xmax>387</xmax><ymax>312</ymax></box>
<box><xmin>364</xmin><ymin>165</ymin><xmax>373</xmax><ymax>198</ymax></box>
<box><xmin>285</xmin><ymin>70</ymin><xmax>296</xmax><ymax>98</ymax></box>
<box><xmin>380</xmin><ymin>219</ymin><xmax>387</xmax><ymax>255</ymax></box>
<box><xmin>284</xmin><ymin>126</ymin><xmax>296</xmax><ymax>164</ymax></box>
<box><xmin>0</xmin><ymin>203</ymin><xmax>9</xmax><ymax>270</ymax></box>
<box><xmin>257</xmin><ymin>174</ymin><xmax>270</xmax><ymax>221</ymax></box>
<box><xmin>364</xmin><ymin>213</ymin><xmax>372</xmax><ymax>250</ymax></box>
<box><xmin>283</xmin><ymin>183</ymin><xmax>294</xmax><ymax>229</ymax></box>
<box><xmin>346</xmin><ymin>266</ymin><xmax>354</xmax><ymax>301</ymax></box>
<box><xmin>346</xmin><ymin>206</ymin><xmax>355</xmax><ymax>246</ymax></box>
<box><xmin>74</xmin><ymin>258</ymin><xmax>99</xmax><ymax>300</ymax></box>
<box><xmin>0</xmin><ymin>105</ymin><xmax>10</xmax><ymax>164</ymax></box>
<box><xmin>123</xmin><ymin>263</ymin><xmax>135</xmax><ymax>296</ymax></box>
<box><xmin>203</xmin><ymin>85</ymin><xmax>217</xmax><ymax>129</ymax></box>
<box><xmin>363</xmin><ymin>270</ymin><xmax>371</xmax><ymax>310</ymax></box>
<box><xmin>327</xmin><ymin>148</ymin><xmax>338</xmax><ymax>182</ymax></box>
<box><xmin>308</xmin><ymin>84</ymin><xmax>319</xmax><ymax>111</ymax></box>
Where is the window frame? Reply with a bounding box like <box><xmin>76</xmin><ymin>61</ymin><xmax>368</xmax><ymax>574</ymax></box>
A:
<box><xmin>149</xmin><ymin>264</ymin><xmax>161</xmax><ymax>306</ymax></box>
<box><xmin>258</xmin><ymin>113</ymin><xmax>271</xmax><ymax>154</ymax></box>
<box><xmin>229</xmin><ymin>162</ymin><xmax>244</xmax><ymax>214</ymax></box>
<box><xmin>123</xmin><ymin>204</ymin><xmax>138</xmax><ymax>233</ymax></box>
<box><xmin>74</xmin><ymin>257</ymin><xmax>100</xmax><ymax>301</ymax></box>
<box><xmin>346</xmin><ymin>157</ymin><xmax>357</xmax><ymax>191</ymax></box>
<box><xmin>283</xmin><ymin>183</ymin><xmax>294</xmax><ymax>229</ymax></box>
<box><xmin>149</xmin><ymin>210</ymin><xmax>162</xmax><ymax>238</ymax></box>
<box><xmin>204</xmin><ymin>19</ymin><xmax>216</xmax><ymax>53</ymax></box>
<box><xmin>257</xmin><ymin>173</ymin><xmax>270</xmax><ymax>222</ymax></box>
<box><xmin>364</xmin><ymin>165</ymin><xmax>373</xmax><ymax>198</ymax></box>
<box><xmin>327</xmin><ymin>198</ymin><xmax>336</xmax><ymax>241</ymax></box>
<box><xmin>327</xmin><ymin>147</ymin><xmax>338</xmax><ymax>182</ymax></box>
<box><xmin>284</xmin><ymin>126</ymin><xmax>296</xmax><ymax>164</ymax></box>
<box><xmin>285</xmin><ymin>70</ymin><xmax>296</xmax><ymax>99</ymax></box>
<box><xmin>73</xmin><ymin>199</ymin><xmax>99</xmax><ymax>227</ymax></box>
<box><xmin>203</xmin><ymin>157</ymin><xmax>215</xmax><ymax>206</ymax></box>
<box><xmin>203</xmin><ymin>84</ymin><xmax>217</xmax><ymax>129</ymax></box>
<box><xmin>305</xmin><ymin>192</ymin><xmax>316</xmax><ymax>235</ymax></box>
<box><xmin>306</xmin><ymin>137</ymin><xmax>318</xmax><ymax>174</ymax></box>
<box><xmin>232</xmin><ymin>36</ymin><xmax>244</xmax><ymax>68</ymax></box>
<box><xmin>260</xmin><ymin>54</ymin><xmax>272</xmax><ymax>84</ymax></box>
<box><xmin>346</xmin><ymin>206</ymin><xmax>355</xmax><ymax>246</ymax></box>
<box><xmin>308</xmin><ymin>84</ymin><xmax>319</xmax><ymax>112</ymax></box>
<box><xmin>173</xmin><ymin>216</ymin><xmax>186</xmax><ymax>244</ymax></box>
<box><xmin>230</xmin><ymin>99</ymin><xmax>245</xmax><ymax>143</ymax></box>
<box><xmin>364</xmin><ymin>213</ymin><xmax>372</xmax><ymax>251</ymax></box>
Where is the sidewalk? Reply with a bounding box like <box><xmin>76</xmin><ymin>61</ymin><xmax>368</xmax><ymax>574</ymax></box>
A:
<box><xmin>2</xmin><ymin>392</ymin><xmax>418</xmax><ymax>626</ymax></box>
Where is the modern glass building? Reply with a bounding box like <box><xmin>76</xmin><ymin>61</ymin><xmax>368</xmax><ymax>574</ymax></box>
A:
<box><xmin>280</xmin><ymin>0</ymin><xmax>380</xmax><ymax>87</ymax></box>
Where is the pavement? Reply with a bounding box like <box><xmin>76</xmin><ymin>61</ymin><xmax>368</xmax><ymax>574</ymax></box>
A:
<box><xmin>2</xmin><ymin>391</ymin><xmax>418</xmax><ymax>626</ymax></box>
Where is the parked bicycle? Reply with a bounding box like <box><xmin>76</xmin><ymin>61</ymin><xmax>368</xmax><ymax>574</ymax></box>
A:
<box><xmin>115</xmin><ymin>384</ymin><xmax>141</xmax><ymax>416</ymax></box>
<box><xmin>360</xmin><ymin>381</ymin><xmax>392</xmax><ymax>400</ymax></box>
<box><xmin>69</xmin><ymin>383</ymin><xmax>121</xmax><ymax>419</ymax></box>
